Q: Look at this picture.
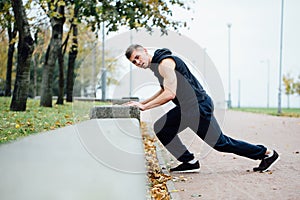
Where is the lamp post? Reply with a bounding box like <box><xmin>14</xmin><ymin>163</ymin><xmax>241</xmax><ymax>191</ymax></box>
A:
<box><xmin>101</xmin><ymin>21</ymin><xmax>106</xmax><ymax>101</ymax></box>
<box><xmin>227</xmin><ymin>23</ymin><xmax>232</xmax><ymax>109</ymax></box>
<box><xmin>278</xmin><ymin>0</ymin><xmax>285</xmax><ymax>114</ymax></box>
<box><xmin>129</xmin><ymin>29</ymin><xmax>133</xmax><ymax>97</ymax></box>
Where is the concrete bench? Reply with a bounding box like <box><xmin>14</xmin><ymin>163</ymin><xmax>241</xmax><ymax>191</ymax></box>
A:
<box><xmin>90</xmin><ymin>105</ymin><xmax>140</xmax><ymax>121</ymax></box>
<box><xmin>0</xmin><ymin>110</ymin><xmax>146</xmax><ymax>199</ymax></box>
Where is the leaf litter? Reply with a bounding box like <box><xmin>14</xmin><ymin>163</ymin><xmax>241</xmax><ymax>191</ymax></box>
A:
<box><xmin>141</xmin><ymin>122</ymin><xmax>172</xmax><ymax>200</ymax></box>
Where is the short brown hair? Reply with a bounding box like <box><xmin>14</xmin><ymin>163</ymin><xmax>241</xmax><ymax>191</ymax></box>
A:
<box><xmin>125</xmin><ymin>44</ymin><xmax>143</xmax><ymax>59</ymax></box>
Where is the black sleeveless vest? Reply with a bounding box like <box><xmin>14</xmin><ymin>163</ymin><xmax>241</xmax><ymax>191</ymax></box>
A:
<box><xmin>150</xmin><ymin>48</ymin><xmax>213</xmax><ymax>120</ymax></box>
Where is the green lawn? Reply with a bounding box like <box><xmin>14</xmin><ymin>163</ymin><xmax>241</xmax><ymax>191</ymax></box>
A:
<box><xmin>231</xmin><ymin>107</ymin><xmax>300</xmax><ymax>118</ymax></box>
<box><xmin>0</xmin><ymin>97</ymin><xmax>106</xmax><ymax>144</ymax></box>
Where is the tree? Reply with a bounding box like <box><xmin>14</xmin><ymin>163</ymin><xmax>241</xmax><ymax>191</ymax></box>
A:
<box><xmin>98</xmin><ymin>0</ymin><xmax>190</xmax><ymax>33</ymax></box>
<box><xmin>66</xmin><ymin>5</ymin><xmax>79</xmax><ymax>102</ymax></box>
<box><xmin>40</xmin><ymin>0</ymin><xmax>65</xmax><ymax>107</ymax></box>
<box><xmin>293</xmin><ymin>75</ymin><xmax>300</xmax><ymax>96</ymax></box>
<box><xmin>283</xmin><ymin>74</ymin><xmax>294</xmax><ymax>108</ymax></box>
<box><xmin>0</xmin><ymin>30</ymin><xmax>9</xmax><ymax>92</ymax></box>
<box><xmin>10</xmin><ymin>0</ymin><xmax>34</xmax><ymax>111</ymax></box>
<box><xmin>0</xmin><ymin>0</ymin><xmax>17</xmax><ymax>97</ymax></box>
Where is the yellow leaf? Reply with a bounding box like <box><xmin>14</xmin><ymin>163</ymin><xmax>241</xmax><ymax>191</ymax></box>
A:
<box><xmin>57</xmin><ymin>0</ymin><xmax>66</xmax><ymax>7</ymax></box>
<box><xmin>50</xmin><ymin>5</ymin><xmax>55</xmax><ymax>11</ymax></box>
<box><xmin>66</xmin><ymin>121</ymin><xmax>73</xmax><ymax>125</ymax></box>
<box><xmin>15</xmin><ymin>124</ymin><xmax>20</xmax><ymax>129</ymax></box>
<box><xmin>55</xmin><ymin>121</ymin><xmax>61</xmax><ymax>126</ymax></box>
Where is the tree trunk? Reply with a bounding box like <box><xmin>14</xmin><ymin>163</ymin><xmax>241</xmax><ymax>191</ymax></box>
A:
<box><xmin>66</xmin><ymin>23</ymin><xmax>78</xmax><ymax>102</ymax></box>
<box><xmin>40</xmin><ymin>4</ymin><xmax>65</xmax><ymax>107</ymax></box>
<box><xmin>4</xmin><ymin>22</ymin><xmax>17</xmax><ymax>97</ymax></box>
<box><xmin>56</xmin><ymin>48</ymin><xmax>64</xmax><ymax>104</ymax></box>
<box><xmin>10</xmin><ymin>0</ymin><xmax>34</xmax><ymax>111</ymax></box>
<box><xmin>32</xmin><ymin>30</ymin><xmax>39</xmax><ymax>98</ymax></box>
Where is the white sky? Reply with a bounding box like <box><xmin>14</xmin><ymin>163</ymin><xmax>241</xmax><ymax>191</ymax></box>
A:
<box><xmin>174</xmin><ymin>0</ymin><xmax>300</xmax><ymax>107</ymax></box>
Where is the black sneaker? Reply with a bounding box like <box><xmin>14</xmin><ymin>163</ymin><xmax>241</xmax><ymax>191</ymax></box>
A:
<box><xmin>253</xmin><ymin>150</ymin><xmax>280</xmax><ymax>172</ymax></box>
<box><xmin>170</xmin><ymin>161</ymin><xmax>200</xmax><ymax>173</ymax></box>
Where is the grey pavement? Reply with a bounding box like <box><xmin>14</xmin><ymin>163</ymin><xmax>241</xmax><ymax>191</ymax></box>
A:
<box><xmin>142</xmin><ymin>106</ymin><xmax>300</xmax><ymax>200</ymax></box>
<box><xmin>0</xmin><ymin>118</ymin><xmax>147</xmax><ymax>200</ymax></box>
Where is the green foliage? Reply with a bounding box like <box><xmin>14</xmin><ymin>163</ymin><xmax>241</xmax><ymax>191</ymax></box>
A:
<box><xmin>0</xmin><ymin>0</ymin><xmax>13</xmax><ymax>28</ymax></box>
<box><xmin>283</xmin><ymin>74</ymin><xmax>294</xmax><ymax>95</ymax></box>
<box><xmin>100</xmin><ymin>0</ymin><xmax>190</xmax><ymax>33</ymax></box>
<box><xmin>294</xmin><ymin>75</ymin><xmax>300</xmax><ymax>96</ymax></box>
<box><xmin>0</xmin><ymin>97</ymin><xmax>107</xmax><ymax>144</ymax></box>
<box><xmin>48</xmin><ymin>0</ymin><xmax>192</xmax><ymax>34</ymax></box>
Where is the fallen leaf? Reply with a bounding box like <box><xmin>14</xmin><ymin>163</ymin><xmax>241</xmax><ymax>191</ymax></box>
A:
<box><xmin>191</xmin><ymin>193</ymin><xmax>202</xmax><ymax>198</ymax></box>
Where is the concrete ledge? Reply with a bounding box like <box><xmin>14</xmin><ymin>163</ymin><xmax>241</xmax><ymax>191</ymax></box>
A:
<box><xmin>111</xmin><ymin>97</ymin><xmax>139</xmax><ymax>105</ymax></box>
<box><xmin>90</xmin><ymin>105</ymin><xmax>140</xmax><ymax>121</ymax></box>
<box><xmin>0</xmin><ymin>119</ymin><xmax>146</xmax><ymax>200</ymax></box>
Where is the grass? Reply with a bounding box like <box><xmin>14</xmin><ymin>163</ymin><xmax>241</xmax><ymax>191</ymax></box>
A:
<box><xmin>231</xmin><ymin>107</ymin><xmax>300</xmax><ymax>118</ymax></box>
<box><xmin>0</xmin><ymin>97</ymin><xmax>107</xmax><ymax>144</ymax></box>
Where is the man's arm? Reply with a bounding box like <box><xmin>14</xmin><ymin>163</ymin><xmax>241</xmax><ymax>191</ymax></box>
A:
<box><xmin>140</xmin><ymin>88</ymin><xmax>164</xmax><ymax>105</ymax></box>
<box><xmin>127</xmin><ymin>58</ymin><xmax>177</xmax><ymax>110</ymax></box>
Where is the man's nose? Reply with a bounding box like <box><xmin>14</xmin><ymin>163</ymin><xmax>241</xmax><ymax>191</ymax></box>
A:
<box><xmin>135</xmin><ymin>59</ymin><xmax>141</xmax><ymax>66</ymax></box>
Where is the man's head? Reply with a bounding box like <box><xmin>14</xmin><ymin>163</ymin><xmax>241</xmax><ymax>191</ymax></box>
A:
<box><xmin>125</xmin><ymin>44</ymin><xmax>152</xmax><ymax>69</ymax></box>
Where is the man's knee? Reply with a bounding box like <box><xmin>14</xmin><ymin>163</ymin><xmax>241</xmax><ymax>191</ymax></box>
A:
<box><xmin>153</xmin><ymin>115</ymin><xmax>169</xmax><ymax>134</ymax></box>
<box><xmin>153</xmin><ymin>119</ymin><xmax>162</xmax><ymax>135</ymax></box>
<box><xmin>153</xmin><ymin>120</ymin><xmax>175</xmax><ymax>146</ymax></box>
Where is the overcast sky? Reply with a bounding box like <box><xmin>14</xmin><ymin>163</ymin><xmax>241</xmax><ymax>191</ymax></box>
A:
<box><xmin>174</xmin><ymin>0</ymin><xmax>300</xmax><ymax>107</ymax></box>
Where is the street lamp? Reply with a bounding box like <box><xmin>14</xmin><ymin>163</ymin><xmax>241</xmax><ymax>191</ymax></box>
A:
<box><xmin>227</xmin><ymin>23</ymin><xmax>232</xmax><ymax>109</ymax></box>
<box><xmin>129</xmin><ymin>29</ymin><xmax>133</xmax><ymax>97</ymax></box>
<box><xmin>101</xmin><ymin>21</ymin><xmax>106</xmax><ymax>101</ymax></box>
<box><xmin>278</xmin><ymin>0</ymin><xmax>285</xmax><ymax>114</ymax></box>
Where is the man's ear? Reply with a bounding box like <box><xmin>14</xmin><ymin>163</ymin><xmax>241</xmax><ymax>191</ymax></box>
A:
<box><xmin>144</xmin><ymin>48</ymin><xmax>148</xmax><ymax>54</ymax></box>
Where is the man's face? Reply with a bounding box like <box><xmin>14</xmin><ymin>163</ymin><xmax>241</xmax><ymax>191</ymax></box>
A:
<box><xmin>129</xmin><ymin>47</ymin><xmax>150</xmax><ymax>69</ymax></box>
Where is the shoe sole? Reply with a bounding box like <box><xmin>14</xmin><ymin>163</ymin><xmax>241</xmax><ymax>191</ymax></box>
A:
<box><xmin>261</xmin><ymin>155</ymin><xmax>280</xmax><ymax>172</ymax></box>
<box><xmin>170</xmin><ymin>168</ymin><xmax>200</xmax><ymax>173</ymax></box>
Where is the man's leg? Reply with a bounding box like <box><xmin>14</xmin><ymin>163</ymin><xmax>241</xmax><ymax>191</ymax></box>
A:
<box><xmin>195</xmin><ymin>115</ymin><xmax>279</xmax><ymax>171</ymax></box>
<box><xmin>196</xmin><ymin>115</ymin><xmax>267</xmax><ymax>160</ymax></box>
<box><xmin>153</xmin><ymin>106</ymin><xmax>194</xmax><ymax>163</ymax></box>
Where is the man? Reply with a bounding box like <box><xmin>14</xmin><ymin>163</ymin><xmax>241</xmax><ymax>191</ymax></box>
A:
<box><xmin>125</xmin><ymin>44</ymin><xmax>279</xmax><ymax>173</ymax></box>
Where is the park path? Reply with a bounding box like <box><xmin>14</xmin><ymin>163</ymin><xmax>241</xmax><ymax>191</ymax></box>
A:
<box><xmin>142</xmin><ymin>108</ymin><xmax>300</xmax><ymax>200</ymax></box>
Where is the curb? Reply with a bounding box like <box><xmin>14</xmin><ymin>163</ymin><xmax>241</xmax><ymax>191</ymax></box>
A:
<box><xmin>145</xmin><ymin>122</ymin><xmax>181</xmax><ymax>200</ymax></box>
<box><xmin>155</xmin><ymin>143</ymin><xmax>181</xmax><ymax>200</ymax></box>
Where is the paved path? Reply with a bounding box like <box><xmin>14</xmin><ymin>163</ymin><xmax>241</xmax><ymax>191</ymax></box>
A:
<box><xmin>142</xmin><ymin>108</ymin><xmax>300</xmax><ymax>200</ymax></box>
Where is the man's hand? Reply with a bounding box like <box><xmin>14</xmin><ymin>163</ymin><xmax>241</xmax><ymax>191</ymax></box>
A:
<box><xmin>123</xmin><ymin>101</ymin><xmax>146</xmax><ymax>111</ymax></box>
